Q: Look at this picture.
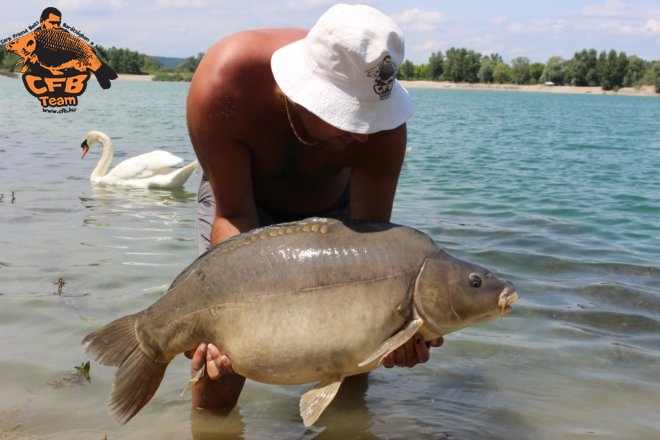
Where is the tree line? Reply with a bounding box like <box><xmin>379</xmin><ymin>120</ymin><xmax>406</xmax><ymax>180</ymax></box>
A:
<box><xmin>0</xmin><ymin>45</ymin><xmax>203</xmax><ymax>81</ymax></box>
<box><xmin>398</xmin><ymin>47</ymin><xmax>660</xmax><ymax>93</ymax></box>
<box><xmin>98</xmin><ymin>47</ymin><xmax>204</xmax><ymax>80</ymax></box>
<box><xmin>2</xmin><ymin>42</ymin><xmax>658</xmax><ymax>92</ymax></box>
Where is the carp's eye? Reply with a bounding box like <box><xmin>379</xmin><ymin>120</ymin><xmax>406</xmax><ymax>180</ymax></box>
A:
<box><xmin>469</xmin><ymin>273</ymin><xmax>482</xmax><ymax>288</ymax></box>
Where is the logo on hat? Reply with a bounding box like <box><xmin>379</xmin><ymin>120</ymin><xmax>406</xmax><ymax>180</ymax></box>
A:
<box><xmin>366</xmin><ymin>55</ymin><xmax>397</xmax><ymax>100</ymax></box>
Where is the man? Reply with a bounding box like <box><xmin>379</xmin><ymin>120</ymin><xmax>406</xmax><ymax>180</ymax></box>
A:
<box><xmin>39</xmin><ymin>7</ymin><xmax>63</xmax><ymax>29</ymax></box>
<box><xmin>186</xmin><ymin>4</ymin><xmax>443</xmax><ymax>413</ymax></box>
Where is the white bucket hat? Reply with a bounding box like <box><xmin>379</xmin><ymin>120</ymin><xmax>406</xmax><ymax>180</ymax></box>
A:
<box><xmin>271</xmin><ymin>3</ymin><xmax>413</xmax><ymax>134</ymax></box>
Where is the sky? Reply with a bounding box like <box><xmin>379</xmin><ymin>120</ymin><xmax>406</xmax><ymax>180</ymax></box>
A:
<box><xmin>2</xmin><ymin>0</ymin><xmax>659</xmax><ymax>65</ymax></box>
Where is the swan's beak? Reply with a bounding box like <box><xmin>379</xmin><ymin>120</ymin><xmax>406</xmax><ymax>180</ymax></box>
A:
<box><xmin>81</xmin><ymin>140</ymin><xmax>89</xmax><ymax>158</ymax></box>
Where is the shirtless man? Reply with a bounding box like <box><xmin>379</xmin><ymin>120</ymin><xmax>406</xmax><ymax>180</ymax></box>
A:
<box><xmin>186</xmin><ymin>4</ymin><xmax>443</xmax><ymax>413</ymax></box>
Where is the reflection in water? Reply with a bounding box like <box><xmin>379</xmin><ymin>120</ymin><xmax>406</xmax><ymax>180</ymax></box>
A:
<box><xmin>191</xmin><ymin>375</ymin><xmax>376</xmax><ymax>440</ymax></box>
<box><xmin>79</xmin><ymin>185</ymin><xmax>197</xmax><ymax>261</ymax></box>
<box><xmin>80</xmin><ymin>184</ymin><xmax>197</xmax><ymax>226</ymax></box>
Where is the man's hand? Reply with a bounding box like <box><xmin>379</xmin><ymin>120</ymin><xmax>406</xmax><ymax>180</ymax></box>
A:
<box><xmin>187</xmin><ymin>342</ymin><xmax>234</xmax><ymax>379</ymax></box>
<box><xmin>185</xmin><ymin>342</ymin><xmax>245</xmax><ymax>412</ymax></box>
<box><xmin>382</xmin><ymin>334</ymin><xmax>444</xmax><ymax>368</ymax></box>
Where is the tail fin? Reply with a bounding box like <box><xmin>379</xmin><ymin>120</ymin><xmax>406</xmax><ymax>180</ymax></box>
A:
<box><xmin>93</xmin><ymin>61</ymin><xmax>118</xmax><ymax>89</ymax></box>
<box><xmin>82</xmin><ymin>314</ymin><xmax>168</xmax><ymax>424</ymax></box>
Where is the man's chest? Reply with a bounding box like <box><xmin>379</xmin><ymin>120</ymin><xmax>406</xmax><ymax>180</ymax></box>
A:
<box><xmin>252</xmin><ymin>142</ymin><xmax>356</xmax><ymax>179</ymax></box>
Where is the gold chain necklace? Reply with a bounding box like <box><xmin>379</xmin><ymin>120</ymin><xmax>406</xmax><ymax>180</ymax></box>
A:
<box><xmin>284</xmin><ymin>95</ymin><xmax>320</xmax><ymax>146</ymax></box>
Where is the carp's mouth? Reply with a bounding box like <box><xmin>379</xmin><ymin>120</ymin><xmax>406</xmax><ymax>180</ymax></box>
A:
<box><xmin>498</xmin><ymin>287</ymin><xmax>519</xmax><ymax>316</ymax></box>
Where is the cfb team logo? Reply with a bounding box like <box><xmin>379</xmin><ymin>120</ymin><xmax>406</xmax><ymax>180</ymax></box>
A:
<box><xmin>3</xmin><ymin>7</ymin><xmax>117</xmax><ymax>110</ymax></box>
<box><xmin>365</xmin><ymin>55</ymin><xmax>397</xmax><ymax>100</ymax></box>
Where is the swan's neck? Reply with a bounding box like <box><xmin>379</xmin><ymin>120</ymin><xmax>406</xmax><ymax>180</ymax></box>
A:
<box><xmin>90</xmin><ymin>137</ymin><xmax>114</xmax><ymax>180</ymax></box>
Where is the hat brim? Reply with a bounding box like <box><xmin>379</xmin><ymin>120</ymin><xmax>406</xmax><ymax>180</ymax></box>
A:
<box><xmin>271</xmin><ymin>40</ymin><xmax>413</xmax><ymax>135</ymax></box>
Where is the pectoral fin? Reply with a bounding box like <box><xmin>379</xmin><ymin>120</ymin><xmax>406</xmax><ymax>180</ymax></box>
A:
<box><xmin>299</xmin><ymin>376</ymin><xmax>344</xmax><ymax>426</ymax></box>
<box><xmin>358</xmin><ymin>317</ymin><xmax>424</xmax><ymax>367</ymax></box>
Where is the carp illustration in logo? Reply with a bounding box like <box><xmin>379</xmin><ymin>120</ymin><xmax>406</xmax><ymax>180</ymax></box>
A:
<box><xmin>5</xmin><ymin>28</ymin><xmax>117</xmax><ymax>89</ymax></box>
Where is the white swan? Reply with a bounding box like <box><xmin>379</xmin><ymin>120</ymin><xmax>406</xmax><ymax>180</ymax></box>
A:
<box><xmin>80</xmin><ymin>130</ymin><xmax>198</xmax><ymax>189</ymax></box>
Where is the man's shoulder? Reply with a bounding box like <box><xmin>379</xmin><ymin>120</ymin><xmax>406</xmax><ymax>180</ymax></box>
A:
<box><xmin>195</xmin><ymin>28</ymin><xmax>305</xmax><ymax>93</ymax></box>
<box><xmin>213</xmin><ymin>28</ymin><xmax>305</xmax><ymax>53</ymax></box>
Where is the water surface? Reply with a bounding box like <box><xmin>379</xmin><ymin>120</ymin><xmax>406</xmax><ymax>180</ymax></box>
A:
<box><xmin>1</xmin><ymin>77</ymin><xmax>659</xmax><ymax>439</ymax></box>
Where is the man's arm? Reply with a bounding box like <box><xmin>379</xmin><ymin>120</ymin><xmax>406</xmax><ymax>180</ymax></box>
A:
<box><xmin>185</xmin><ymin>38</ymin><xmax>261</xmax><ymax>411</ymax></box>
<box><xmin>349</xmin><ymin>123</ymin><xmax>445</xmax><ymax>366</ymax></box>
<box><xmin>186</xmin><ymin>40</ymin><xmax>261</xmax><ymax>245</ymax></box>
<box><xmin>349</xmin><ymin>124</ymin><xmax>407</xmax><ymax>222</ymax></box>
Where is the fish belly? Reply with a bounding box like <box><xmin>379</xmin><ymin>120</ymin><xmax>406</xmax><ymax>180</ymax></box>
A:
<box><xmin>214</xmin><ymin>275</ymin><xmax>414</xmax><ymax>384</ymax></box>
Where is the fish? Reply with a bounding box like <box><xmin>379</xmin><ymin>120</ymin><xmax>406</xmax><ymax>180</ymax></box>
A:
<box><xmin>4</xmin><ymin>28</ymin><xmax>117</xmax><ymax>89</ymax></box>
<box><xmin>82</xmin><ymin>217</ymin><xmax>519</xmax><ymax>426</ymax></box>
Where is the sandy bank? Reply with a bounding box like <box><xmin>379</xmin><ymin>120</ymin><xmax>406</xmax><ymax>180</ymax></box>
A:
<box><xmin>399</xmin><ymin>80</ymin><xmax>657</xmax><ymax>97</ymax></box>
<box><xmin>117</xmin><ymin>73</ymin><xmax>154</xmax><ymax>81</ymax></box>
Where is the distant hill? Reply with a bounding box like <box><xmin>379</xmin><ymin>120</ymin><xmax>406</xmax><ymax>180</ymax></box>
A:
<box><xmin>156</xmin><ymin>56</ymin><xmax>187</xmax><ymax>69</ymax></box>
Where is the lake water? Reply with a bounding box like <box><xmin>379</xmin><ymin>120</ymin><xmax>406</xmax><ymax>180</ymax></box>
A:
<box><xmin>1</xmin><ymin>76</ymin><xmax>659</xmax><ymax>440</ymax></box>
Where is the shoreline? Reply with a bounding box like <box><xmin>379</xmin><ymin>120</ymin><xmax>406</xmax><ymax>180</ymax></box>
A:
<box><xmin>398</xmin><ymin>80</ymin><xmax>657</xmax><ymax>97</ymax></box>
<box><xmin>2</xmin><ymin>71</ymin><xmax>656</xmax><ymax>96</ymax></box>
<box><xmin>117</xmin><ymin>73</ymin><xmax>154</xmax><ymax>81</ymax></box>
<box><xmin>110</xmin><ymin>75</ymin><xmax>660</xmax><ymax>97</ymax></box>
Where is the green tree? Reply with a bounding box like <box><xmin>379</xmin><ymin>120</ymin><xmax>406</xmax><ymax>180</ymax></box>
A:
<box><xmin>598</xmin><ymin>49</ymin><xmax>627</xmax><ymax>90</ymax></box>
<box><xmin>652</xmin><ymin>61</ymin><xmax>660</xmax><ymax>93</ymax></box>
<box><xmin>178</xmin><ymin>52</ymin><xmax>204</xmax><ymax>73</ymax></box>
<box><xmin>623</xmin><ymin>55</ymin><xmax>648</xmax><ymax>87</ymax></box>
<box><xmin>570</xmin><ymin>49</ymin><xmax>599</xmax><ymax>86</ymax></box>
<box><xmin>493</xmin><ymin>63</ymin><xmax>512</xmax><ymax>83</ymax></box>
<box><xmin>510</xmin><ymin>57</ymin><xmax>530</xmax><ymax>84</ymax></box>
<box><xmin>444</xmin><ymin>47</ymin><xmax>482</xmax><ymax>82</ymax></box>
<box><xmin>105</xmin><ymin>47</ymin><xmax>149</xmax><ymax>74</ymax></box>
<box><xmin>541</xmin><ymin>56</ymin><xmax>567</xmax><ymax>85</ymax></box>
<box><xmin>478</xmin><ymin>57</ymin><xmax>494</xmax><ymax>83</ymax></box>
<box><xmin>464</xmin><ymin>50</ymin><xmax>483</xmax><ymax>83</ymax></box>
<box><xmin>142</xmin><ymin>56</ymin><xmax>162</xmax><ymax>72</ymax></box>
<box><xmin>428</xmin><ymin>51</ymin><xmax>444</xmax><ymax>80</ymax></box>
<box><xmin>2</xmin><ymin>52</ymin><xmax>22</xmax><ymax>72</ymax></box>
<box><xmin>398</xmin><ymin>60</ymin><xmax>415</xmax><ymax>80</ymax></box>
<box><xmin>415</xmin><ymin>63</ymin><xmax>430</xmax><ymax>80</ymax></box>
<box><xmin>597</xmin><ymin>50</ymin><xmax>610</xmax><ymax>89</ymax></box>
<box><xmin>488</xmin><ymin>53</ymin><xmax>504</xmax><ymax>64</ymax></box>
<box><xmin>614</xmin><ymin>51</ymin><xmax>628</xmax><ymax>88</ymax></box>
<box><xmin>529</xmin><ymin>63</ymin><xmax>545</xmax><ymax>84</ymax></box>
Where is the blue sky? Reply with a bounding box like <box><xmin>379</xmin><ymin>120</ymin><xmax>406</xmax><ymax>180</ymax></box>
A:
<box><xmin>2</xmin><ymin>0</ymin><xmax>659</xmax><ymax>64</ymax></box>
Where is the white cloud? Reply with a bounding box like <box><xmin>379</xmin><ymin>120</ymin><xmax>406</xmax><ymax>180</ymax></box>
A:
<box><xmin>582</xmin><ymin>0</ymin><xmax>630</xmax><ymax>17</ymax></box>
<box><xmin>508</xmin><ymin>18</ymin><xmax>565</xmax><ymax>34</ymax></box>
<box><xmin>391</xmin><ymin>8</ymin><xmax>445</xmax><ymax>33</ymax></box>
<box><xmin>490</xmin><ymin>15</ymin><xmax>508</xmax><ymax>26</ymax></box>
<box><xmin>420</xmin><ymin>39</ymin><xmax>445</xmax><ymax>52</ymax></box>
<box><xmin>153</xmin><ymin>0</ymin><xmax>212</xmax><ymax>8</ymax></box>
<box><xmin>466</xmin><ymin>34</ymin><xmax>493</xmax><ymax>47</ymax></box>
<box><xmin>643</xmin><ymin>18</ymin><xmax>660</xmax><ymax>34</ymax></box>
<box><xmin>620</xmin><ymin>18</ymin><xmax>660</xmax><ymax>35</ymax></box>
<box><xmin>284</xmin><ymin>0</ymin><xmax>335</xmax><ymax>10</ymax></box>
<box><xmin>55</xmin><ymin>0</ymin><xmax>127</xmax><ymax>13</ymax></box>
